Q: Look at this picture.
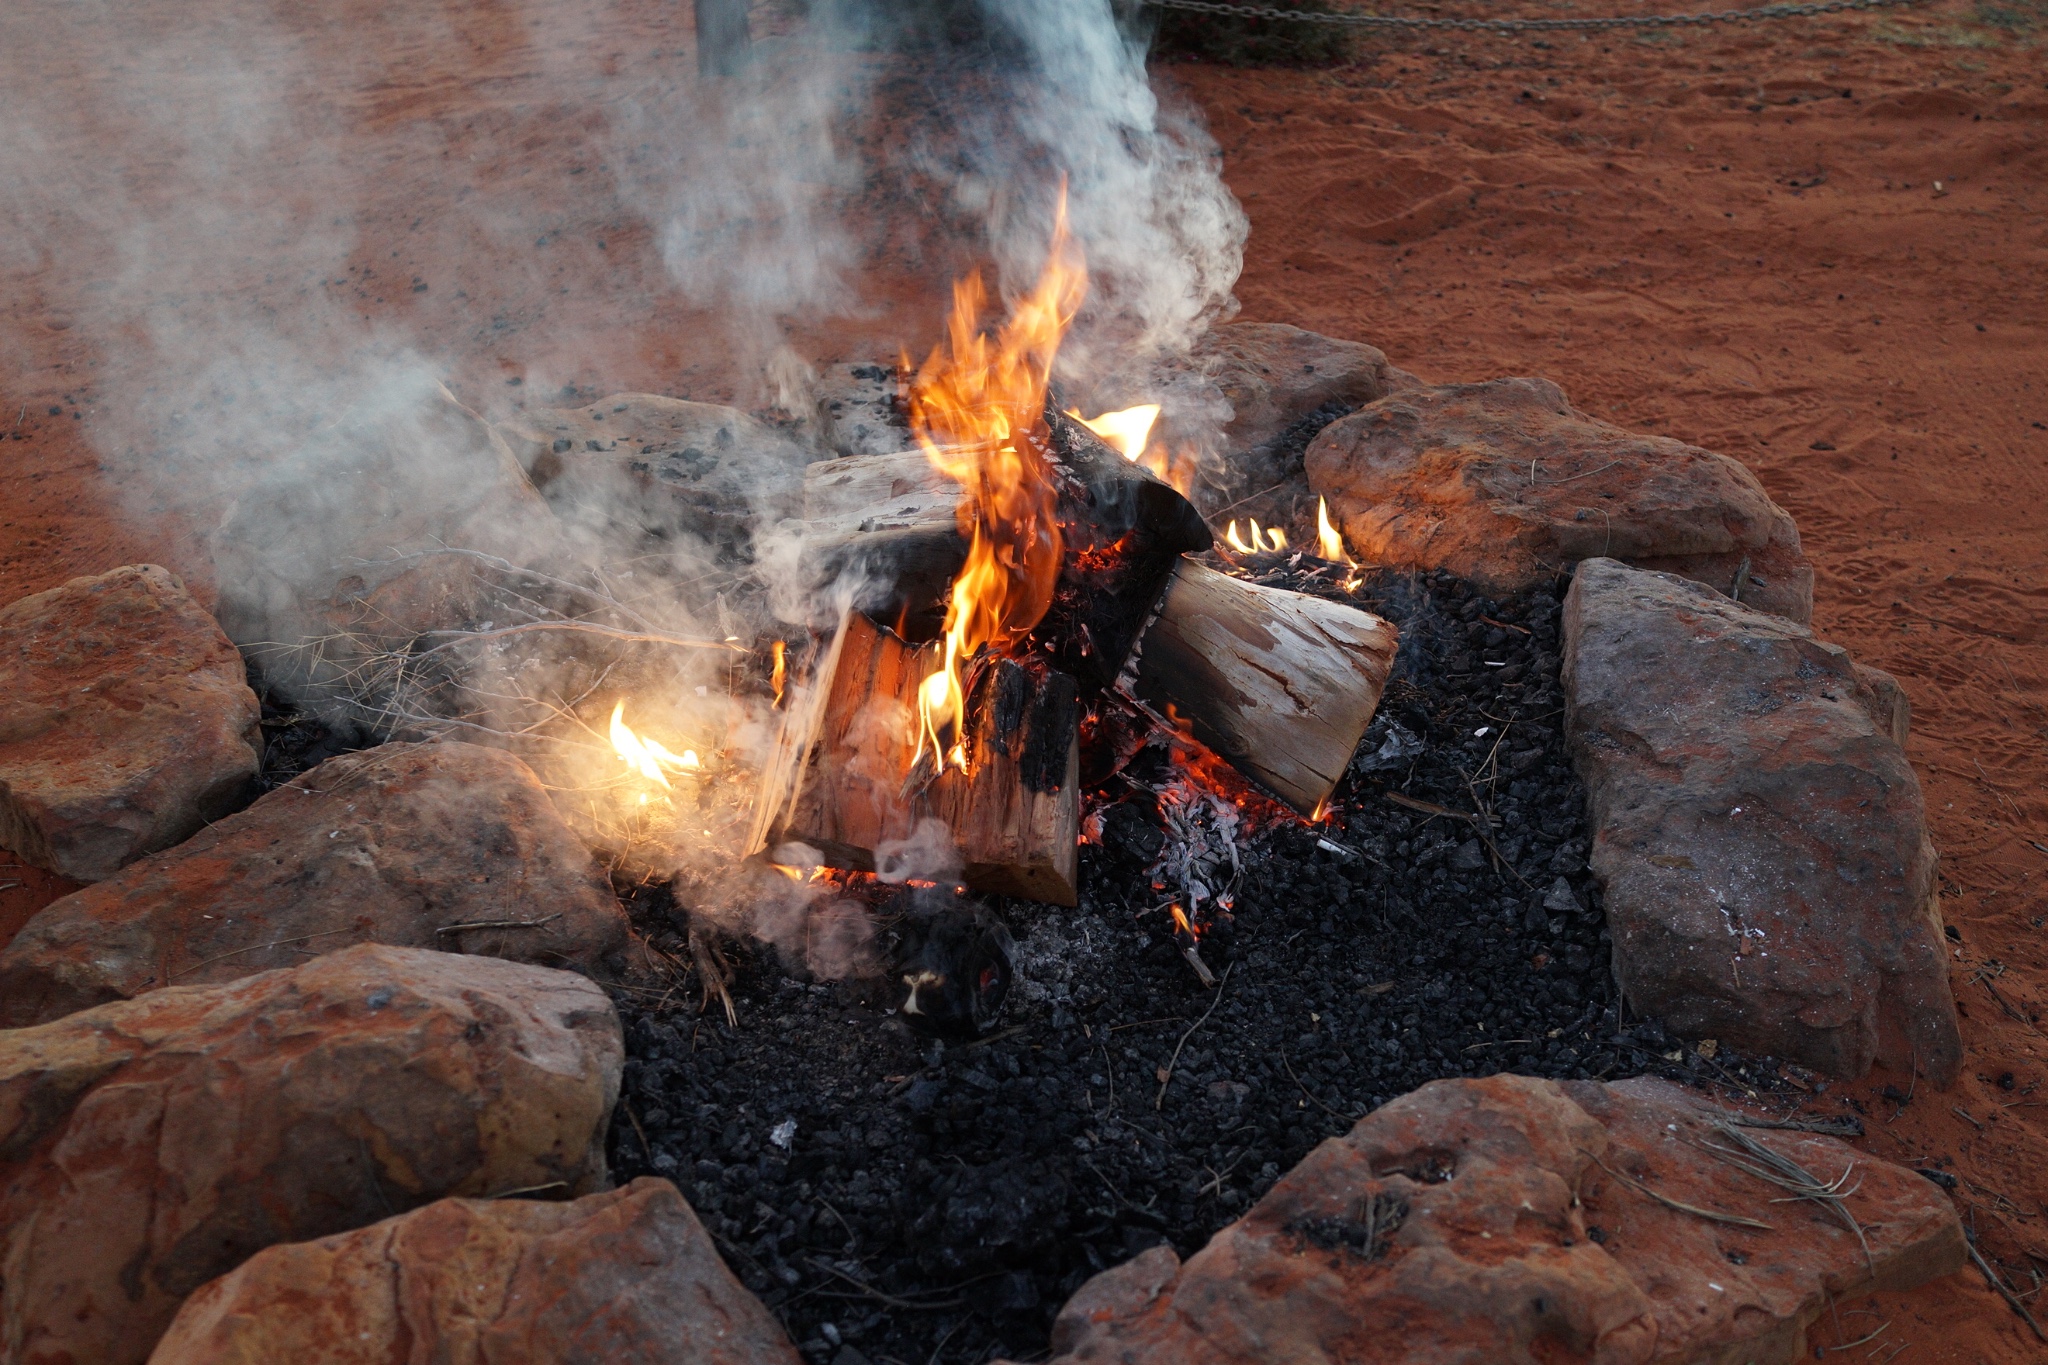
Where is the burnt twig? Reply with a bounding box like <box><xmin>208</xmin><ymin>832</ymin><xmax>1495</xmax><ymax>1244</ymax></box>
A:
<box><xmin>1282</xmin><ymin>1049</ymin><xmax>1358</xmax><ymax>1122</ymax></box>
<box><xmin>1156</xmin><ymin>962</ymin><xmax>1234</xmax><ymax>1111</ymax></box>
<box><xmin>806</xmin><ymin>1258</ymin><xmax>964</xmax><ymax>1312</ymax></box>
<box><xmin>690</xmin><ymin>926</ymin><xmax>738</xmax><ymax>1027</ymax></box>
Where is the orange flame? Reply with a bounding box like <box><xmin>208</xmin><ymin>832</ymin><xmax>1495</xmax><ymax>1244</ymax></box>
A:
<box><xmin>770</xmin><ymin>640</ymin><xmax>787</xmax><ymax>709</ymax></box>
<box><xmin>1224</xmin><ymin>519</ymin><xmax>1287</xmax><ymax>554</ymax></box>
<box><xmin>1317</xmin><ymin>496</ymin><xmax>1354</xmax><ymax>565</ymax></box>
<box><xmin>1170</xmin><ymin>903</ymin><xmax>1199</xmax><ymax>943</ymax></box>
<box><xmin>1072</xmin><ymin>403</ymin><xmax>1160</xmax><ymax>462</ymax></box>
<box><xmin>609</xmin><ymin>700</ymin><xmax>700</xmax><ymax>789</ymax></box>
<box><xmin>1071</xmin><ymin>402</ymin><xmax>1196</xmax><ymax>495</ymax></box>
<box><xmin>907</xmin><ymin>194</ymin><xmax>1086</xmax><ymax>771</ymax></box>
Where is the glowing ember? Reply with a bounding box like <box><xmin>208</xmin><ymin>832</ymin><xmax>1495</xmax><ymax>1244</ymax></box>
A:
<box><xmin>1071</xmin><ymin>403</ymin><xmax>1160</xmax><ymax>462</ymax></box>
<box><xmin>907</xmin><ymin>193</ymin><xmax>1085</xmax><ymax>772</ymax></box>
<box><xmin>1224</xmin><ymin>518</ymin><xmax>1287</xmax><ymax>554</ymax></box>
<box><xmin>1317</xmin><ymin>496</ymin><xmax>1354</xmax><ymax>565</ymax></box>
<box><xmin>609</xmin><ymin>700</ymin><xmax>700</xmax><ymax>789</ymax></box>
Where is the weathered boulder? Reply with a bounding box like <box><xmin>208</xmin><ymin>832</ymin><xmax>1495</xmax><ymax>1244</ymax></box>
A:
<box><xmin>0</xmin><ymin>942</ymin><xmax>622</xmax><ymax>1365</ymax></box>
<box><xmin>210</xmin><ymin>377</ymin><xmax>569</xmax><ymax>711</ymax></box>
<box><xmin>0</xmin><ymin>740</ymin><xmax>633</xmax><ymax>1027</ymax></box>
<box><xmin>1145</xmin><ymin>322</ymin><xmax>1391</xmax><ymax>504</ymax></box>
<box><xmin>1192</xmin><ymin>321</ymin><xmax>1391</xmax><ymax>455</ymax></box>
<box><xmin>148</xmin><ymin>1177</ymin><xmax>802</xmax><ymax>1365</ymax></box>
<box><xmin>500</xmin><ymin>393</ymin><xmax>814</xmax><ymax>553</ymax></box>
<box><xmin>0</xmin><ymin>565</ymin><xmax>261</xmax><ymax>881</ymax></box>
<box><xmin>1306</xmin><ymin>378</ymin><xmax>1814</xmax><ymax>623</ymax></box>
<box><xmin>809</xmin><ymin>361</ymin><xmax>910</xmax><ymax>457</ymax></box>
<box><xmin>1034</xmin><ymin>1074</ymin><xmax>1963</xmax><ymax>1365</ymax></box>
<box><xmin>1562</xmin><ymin>558</ymin><xmax>1960</xmax><ymax>1085</ymax></box>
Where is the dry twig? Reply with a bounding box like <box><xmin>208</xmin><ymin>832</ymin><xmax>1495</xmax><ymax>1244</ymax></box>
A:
<box><xmin>1697</xmin><ymin>1122</ymin><xmax>1871</xmax><ymax>1272</ymax></box>
<box><xmin>1583</xmin><ymin>1150</ymin><xmax>1775</xmax><ymax>1231</ymax></box>
<box><xmin>1967</xmin><ymin>1236</ymin><xmax>2048</xmax><ymax>1342</ymax></box>
<box><xmin>433</xmin><ymin>913</ymin><xmax>562</xmax><ymax>936</ymax></box>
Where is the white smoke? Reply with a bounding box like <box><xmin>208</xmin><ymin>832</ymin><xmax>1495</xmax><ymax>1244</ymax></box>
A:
<box><xmin>0</xmin><ymin>0</ymin><xmax>1248</xmax><ymax>952</ymax></box>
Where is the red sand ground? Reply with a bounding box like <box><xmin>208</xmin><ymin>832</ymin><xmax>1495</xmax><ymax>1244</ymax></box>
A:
<box><xmin>1</xmin><ymin>1</ymin><xmax>2043</xmax><ymax>1357</ymax></box>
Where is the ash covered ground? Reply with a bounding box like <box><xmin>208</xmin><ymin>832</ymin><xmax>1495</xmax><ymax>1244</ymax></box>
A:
<box><xmin>607</xmin><ymin>562</ymin><xmax>1790</xmax><ymax>1365</ymax></box>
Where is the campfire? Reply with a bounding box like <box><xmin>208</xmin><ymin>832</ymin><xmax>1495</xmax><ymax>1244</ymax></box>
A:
<box><xmin>735</xmin><ymin>203</ymin><xmax>1396</xmax><ymax>957</ymax></box>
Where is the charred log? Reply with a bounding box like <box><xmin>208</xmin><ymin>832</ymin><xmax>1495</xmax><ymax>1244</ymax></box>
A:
<box><xmin>875</xmin><ymin>887</ymin><xmax>1016</xmax><ymax>1040</ymax></box>
<box><xmin>796</xmin><ymin>406</ymin><xmax>1210</xmax><ymax>685</ymax></box>
<box><xmin>748</xmin><ymin>612</ymin><xmax>1081</xmax><ymax>905</ymax></box>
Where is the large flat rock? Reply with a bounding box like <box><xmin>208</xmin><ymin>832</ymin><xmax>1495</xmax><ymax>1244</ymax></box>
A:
<box><xmin>148</xmin><ymin>1177</ymin><xmax>802</xmax><ymax>1365</ymax></box>
<box><xmin>499</xmin><ymin>392</ymin><xmax>814</xmax><ymax>553</ymax></box>
<box><xmin>0</xmin><ymin>564</ymin><xmax>261</xmax><ymax>881</ymax></box>
<box><xmin>1305</xmin><ymin>378</ymin><xmax>1814</xmax><ymax>622</ymax></box>
<box><xmin>1033</xmin><ymin>1075</ymin><xmax>1963</xmax><ymax>1365</ymax></box>
<box><xmin>0</xmin><ymin>740</ymin><xmax>633</xmax><ymax>1028</ymax></box>
<box><xmin>0</xmin><ymin>942</ymin><xmax>622</xmax><ymax>1365</ymax></box>
<box><xmin>1562</xmin><ymin>558</ymin><xmax>1960</xmax><ymax>1085</ymax></box>
<box><xmin>1190</xmin><ymin>321</ymin><xmax>1390</xmax><ymax>454</ymax></box>
<box><xmin>209</xmin><ymin>377</ymin><xmax>569</xmax><ymax>712</ymax></box>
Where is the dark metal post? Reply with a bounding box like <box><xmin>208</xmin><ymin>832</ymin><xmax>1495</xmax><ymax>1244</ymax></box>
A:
<box><xmin>695</xmin><ymin>0</ymin><xmax>752</xmax><ymax>78</ymax></box>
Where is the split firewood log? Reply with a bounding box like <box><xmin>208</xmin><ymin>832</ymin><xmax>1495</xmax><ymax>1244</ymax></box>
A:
<box><xmin>748</xmin><ymin>612</ymin><xmax>1081</xmax><ymax>905</ymax></box>
<box><xmin>1122</xmin><ymin>560</ymin><xmax>1399</xmax><ymax>817</ymax></box>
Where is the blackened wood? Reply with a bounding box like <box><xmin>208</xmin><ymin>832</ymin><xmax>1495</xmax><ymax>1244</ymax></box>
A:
<box><xmin>1127</xmin><ymin>561</ymin><xmax>1399</xmax><ymax>816</ymax></box>
<box><xmin>748</xmin><ymin>612</ymin><xmax>1081</xmax><ymax>905</ymax></box>
<box><xmin>1032</xmin><ymin>406</ymin><xmax>1212</xmax><ymax>691</ymax></box>
<box><xmin>800</xmin><ymin>449</ymin><xmax>965</xmax><ymax>640</ymax></box>
<box><xmin>695</xmin><ymin>0</ymin><xmax>751</xmax><ymax>76</ymax></box>
<box><xmin>796</xmin><ymin>411</ymin><xmax>1211</xmax><ymax>686</ymax></box>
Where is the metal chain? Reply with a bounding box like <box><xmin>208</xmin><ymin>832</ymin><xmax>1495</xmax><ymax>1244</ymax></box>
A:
<box><xmin>1140</xmin><ymin>0</ymin><xmax>1920</xmax><ymax>32</ymax></box>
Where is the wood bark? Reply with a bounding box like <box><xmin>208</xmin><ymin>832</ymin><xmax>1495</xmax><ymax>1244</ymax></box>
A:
<box><xmin>749</xmin><ymin>612</ymin><xmax>1081</xmax><ymax>905</ymax></box>
<box><xmin>796</xmin><ymin>408</ymin><xmax>1211</xmax><ymax>686</ymax></box>
<box><xmin>1125</xmin><ymin>561</ymin><xmax>1399</xmax><ymax>816</ymax></box>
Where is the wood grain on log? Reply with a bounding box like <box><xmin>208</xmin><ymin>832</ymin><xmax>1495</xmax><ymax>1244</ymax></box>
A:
<box><xmin>1127</xmin><ymin>561</ymin><xmax>1398</xmax><ymax>816</ymax></box>
<box><xmin>749</xmin><ymin>612</ymin><xmax>1081</xmax><ymax>905</ymax></box>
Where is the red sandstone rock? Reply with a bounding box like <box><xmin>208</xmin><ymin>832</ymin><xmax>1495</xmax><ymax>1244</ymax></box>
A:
<box><xmin>0</xmin><ymin>942</ymin><xmax>621</xmax><ymax>1365</ymax></box>
<box><xmin>0</xmin><ymin>740</ymin><xmax>633</xmax><ymax>1027</ymax></box>
<box><xmin>1305</xmin><ymin>378</ymin><xmax>1814</xmax><ymax>623</ymax></box>
<box><xmin>148</xmin><ymin>1177</ymin><xmax>802</xmax><ymax>1365</ymax></box>
<box><xmin>1133</xmin><ymin>322</ymin><xmax>1391</xmax><ymax>504</ymax></box>
<box><xmin>0</xmin><ymin>564</ymin><xmax>260</xmax><ymax>880</ymax></box>
<box><xmin>1190</xmin><ymin>322</ymin><xmax>1390</xmax><ymax>454</ymax></box>
<box><xmin>1034</xmin><ymin>1075</ymin><xmax>1963</xmax><ymax>1365</ymax></box>
<box><xmin>1562</xmin><ymin>558</ymin><xmax>1960</xmax><ymax>1086</ymax></box>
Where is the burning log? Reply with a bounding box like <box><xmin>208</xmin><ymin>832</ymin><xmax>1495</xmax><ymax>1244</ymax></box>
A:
<box><xmin>798</xmin><ymin>409</ymin><xmax>1211</xmax><ymax>686</ymax></box>
<box><xmin>1123</xmin><ymin>560</ymin><xmax>1399</xmax><ymax>817</ymax></box>
<box><xmin>748</xmin><ymin>612</ymin><xmax>1081</xmax><ymax>905</ymax></box>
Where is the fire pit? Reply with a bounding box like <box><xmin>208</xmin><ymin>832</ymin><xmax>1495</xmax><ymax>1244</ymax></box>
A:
<box><xmin>600</xmin><ymin>549</ymin><xmax>1755</xmax><ymax>1363</ymax></box>
<box><xmin>202</xmin><ymin>210</ymin><xmax>1786</xmax><ymax>1365</ymax></box>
